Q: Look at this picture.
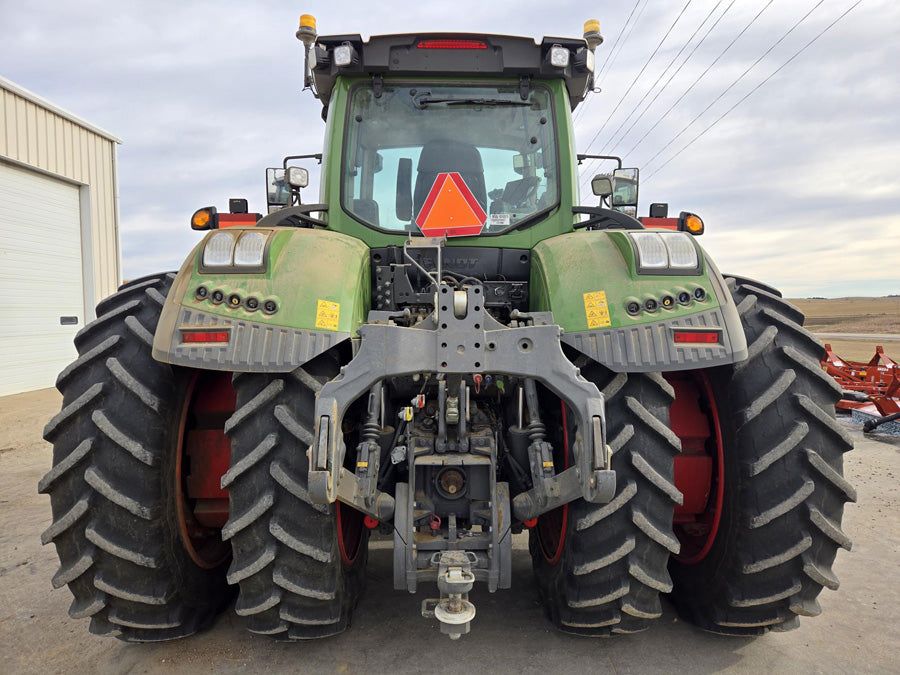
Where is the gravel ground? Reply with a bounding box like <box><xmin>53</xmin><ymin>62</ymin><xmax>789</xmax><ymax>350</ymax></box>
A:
<box><xmin>1</xmin><ymin>387</ymin><xmax>898</xmax><ymax>675</ymax></box>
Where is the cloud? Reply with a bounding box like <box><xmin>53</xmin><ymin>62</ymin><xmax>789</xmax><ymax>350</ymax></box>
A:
<box><xmin>2</xmin><ymin>0</ymin><xmax>898</xmax><ymax>296</ymax></box>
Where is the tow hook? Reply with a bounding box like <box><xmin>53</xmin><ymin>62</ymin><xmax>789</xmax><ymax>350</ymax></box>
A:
<box><xmin>421</xmin><ymin>551</ymin><xmax>477</xmax><ymax>639</ymax></box>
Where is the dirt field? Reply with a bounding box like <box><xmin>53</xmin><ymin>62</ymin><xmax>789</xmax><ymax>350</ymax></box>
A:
<box><xmin>2</xmin><ymin>387</ymin><xmax>899</xmax><ymax>675</ymax></box>
<box><xmin>788</xmin><ymin>296</ymin><xmax>900</xmax><ymax>362</ymax></box>
<box><xmin>789</xmin><ymin>297</ymin><xmax>900</xmax><ymax>329</ymax></box>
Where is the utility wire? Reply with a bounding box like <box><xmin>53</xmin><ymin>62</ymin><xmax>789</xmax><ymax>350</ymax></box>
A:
<box><xmin>577</xmin><ymin>0</ymin><xmax>738</xmax><ymax>192</ymax></box>
<box><xmin>576</xmin><ymin>0</ymin><xmax>694</xmax><ymax>186</ymax></box>
<box><xmin>603</xmin><ymin>0</ymin><xmax>730</xmax><ymax>156</ymax></box>
<box><xmin>645</xmin><ymin>0</ymin><xmax>863</xmax><ymax>181</ymax></box>
<box><xmin>596</xmin><ymin>0</ymin><xmax>648</xmax><ymax>84</ymax></box>
<box><xmin>620</xmin><ymin>0</ymin><xmax>776</xmax><ymax>161</ymax></box>
<box><xmin>573</xmin><ymin>0</ymin><xmax>643</xmax><ymax>125</ymax></box>
<box><xmin>641</xmin><ymin>0</ymin><xmax>825</xmax><ymax>173</ymax></box>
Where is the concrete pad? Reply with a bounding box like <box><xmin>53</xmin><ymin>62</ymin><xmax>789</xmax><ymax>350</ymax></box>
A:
<box><xmin>1</xmin><ymin>388</ymin><xmax>897</xmax><ymax>674</ymax></box>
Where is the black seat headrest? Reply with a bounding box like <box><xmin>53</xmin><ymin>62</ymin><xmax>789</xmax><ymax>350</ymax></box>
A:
<box><xmin>414</xmin><ymin>140</ymin><xmax>487</xmax><ymax>217</ymax></box>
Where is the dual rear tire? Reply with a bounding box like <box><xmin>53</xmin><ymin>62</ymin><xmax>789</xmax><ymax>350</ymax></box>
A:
<box><xmin>531</xmin><ymin>366</ymin><xmax>682</xmax><ymax>635</ymax></box>
<box><xmin>41</xmin><ymin>274</ymin><xmax>365</xmax><ymax>642</ymax></box>
<box><xmin>531</xmin><ymin>277</ymin><xmax>853</xmax><ymax>636</ymax></box>
<box><xmin>222</xmin><ymin>363</ymin><xmax>367</xmax><ymax>639</ymax></box>
<box><xmin>40</xmin><ymin>273</ymin><xmax>231</xmax><ymax>641</ymax></box>
<box><xmin>667</xmin><ymin>277</ymin><xmax>855</xmax><ymax>634</ymax></box>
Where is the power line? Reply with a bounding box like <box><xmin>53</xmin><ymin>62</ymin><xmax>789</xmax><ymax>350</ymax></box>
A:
<box><xmin>641</xmin><ymin>0</ymin><xmax>825</xmax><ymax>173</ymax></box>
<box><xmin>603</xmin><ymin>0</ymin><xmax>731</xmax><ymax>157</ymax></box>
<box><xmin>620</xmin><ymin>0</ymin><xmax>776</xmax><ymax>161</ymax></box>
<box><xmin>573</xmin><ymin>0</ymin><xmax>644</xmax><ymax>125</ymax></box>
<box><xmin>576</xmin><ymin>0</ymin><xmax>695</xmax><ymax>187</ymax></box>
<box><xmin>645</xmin><ymin>0</ymin><xmax>863</xmax><ymax>181</ymax></box>
<box><xmin>596</xmin><ymin>0</ymin><xmax>649</xmax><ymax>86</ymax></box>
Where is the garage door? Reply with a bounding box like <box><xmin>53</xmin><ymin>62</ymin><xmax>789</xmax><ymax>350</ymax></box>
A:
<box><xmin>0</xmin><ymin>162</ymin><xmax>84</xmax><ymax>397</ymax></box>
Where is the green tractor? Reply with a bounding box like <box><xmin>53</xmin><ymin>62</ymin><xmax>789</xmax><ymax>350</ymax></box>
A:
<box><xmin>41</xmin><ymin>16</ymin><xmax>853</xmax><ymax>641</ymax></box>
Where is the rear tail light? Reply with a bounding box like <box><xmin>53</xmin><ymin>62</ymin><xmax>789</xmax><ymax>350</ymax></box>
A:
<box><xmin>182</xmin><ymin>330</ymin><xmax>230</xmax><ymax>344</ymax></box>
<box><xmin>673</xmin><ymin>330</ymin><xmax>721</xmax><ymax>345</ymax></box>
<box><xmin>417</xmin><ymin>39</ymin><xmax>487</xmax><ymax>49</ymax></box>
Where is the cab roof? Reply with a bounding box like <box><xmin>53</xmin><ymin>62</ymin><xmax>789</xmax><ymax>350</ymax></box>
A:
<box><xmin>310</xmin><ymin>32</ymin><xmax>593</xmax><ymax>110</ymax></box>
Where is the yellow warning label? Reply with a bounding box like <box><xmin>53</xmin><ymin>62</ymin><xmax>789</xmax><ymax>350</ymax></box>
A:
<box><xmin>315</xmin><ymin>299</ymin><xmax>341</xmax><ymax>331</ymax></box>
<box><xmin>583</xmin><ymin>291</ymin><xmax>611</xmax><ymax>329</ymax></box>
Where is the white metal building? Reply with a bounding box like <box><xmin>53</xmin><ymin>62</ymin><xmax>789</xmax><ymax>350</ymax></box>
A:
<box><xmin>1</xmin><ymin>77</ymin><xmax>122</xmax><ymax>397</ymax></box>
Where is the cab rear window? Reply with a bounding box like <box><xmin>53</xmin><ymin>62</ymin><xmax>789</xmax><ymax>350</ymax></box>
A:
<box><xmin>342</xmin><ymin>83</ymin><xmax>559</xmax><ymax>234</ymax></box>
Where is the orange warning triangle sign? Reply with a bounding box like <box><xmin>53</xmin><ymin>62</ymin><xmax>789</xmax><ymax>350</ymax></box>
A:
<box><xmin>415</xmin><ymin>172</ymin><xmax>487</xmax><ymax>238</ymax></box>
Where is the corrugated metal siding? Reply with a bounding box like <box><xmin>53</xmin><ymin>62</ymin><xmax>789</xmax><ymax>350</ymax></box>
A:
<box><xmin>0</xmin><ymin>83</ymin><xmax>120</xmax><ymax>305</ymax></box>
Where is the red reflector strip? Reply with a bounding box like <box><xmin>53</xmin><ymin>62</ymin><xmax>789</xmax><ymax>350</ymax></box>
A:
<box><xmin>673</xmin><ymin>331</ymin><xmax>721</xmax><ymax>344</ymax></box>
<box><xmin>182</xmin><ymin>331</ymin><xmax>230</xmax><ymax>344</ymax></box>
<box><xmin>417</xmin><ymin>39</ymin><xmax>487</xmax><ymax>49</ymax></box>
<box><xmin>640</xmin><ymin>217</ymin><xmax>679</xmax><ymax>230</ymax></box>
<box><xmin>218</xmin><ymin>214</ymin><xmax>259</xmax><ymax>228</ymax></box>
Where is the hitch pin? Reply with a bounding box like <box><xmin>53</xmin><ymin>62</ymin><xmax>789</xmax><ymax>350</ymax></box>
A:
<box><xmin>517</xmin><ymin>386</ymin><xmax>524</xmax><ymax>428</ymax></box>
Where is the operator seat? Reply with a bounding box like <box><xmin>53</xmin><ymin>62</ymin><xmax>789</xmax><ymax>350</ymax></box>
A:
<box><xmin>413</xmin><ymin>140</ymin><xmax>487</xmax><ymax>218</ymax></box>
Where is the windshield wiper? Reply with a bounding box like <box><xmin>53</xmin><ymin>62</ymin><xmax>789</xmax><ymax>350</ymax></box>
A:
<box><xmin>413</xmin><ymin>96</ymin><xmax>531</xmax><ymax>109</ymax></box>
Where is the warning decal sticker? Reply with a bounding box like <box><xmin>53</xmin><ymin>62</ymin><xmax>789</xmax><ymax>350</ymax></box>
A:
<box><xmin>315</xmin><ymin>299</ymin><xmax>341</xmax><ymax>331</ymax></box>
<box><xmin>583</xmin><ymin>291</ymin><xmax>611</xmax><ymax>329</ymax></box>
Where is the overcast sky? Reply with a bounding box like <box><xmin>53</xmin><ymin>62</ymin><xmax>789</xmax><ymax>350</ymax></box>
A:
<box><xmin>1</xmin><ymin>0</ymin><xmax>897</xmax><ymax>297</ymax></box>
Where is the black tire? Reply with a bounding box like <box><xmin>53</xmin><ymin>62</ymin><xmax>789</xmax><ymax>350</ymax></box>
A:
<box><xmin>530</xmin><ymin>365</ymin><xmax>683</xmax><ymax>635</ymax></box>
<box><xmin>668</xmin><ymin>276</ymin><xmax>856</xmax><ymax>635</ymax></box>
<box><xmin>39</xmin><ymin>272</ymin><xmax>231</xmax><ymax>641</ymax></box>
<box><xmin>223</xmin><ymin>360</ymin><xmax>368</xmax><ymax>640</ymax></box>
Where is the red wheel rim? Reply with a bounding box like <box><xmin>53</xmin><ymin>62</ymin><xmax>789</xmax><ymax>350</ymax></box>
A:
<box><xmin>667</xmin><ymin>371</ymin><xmax>724</xmax><ymax>564</ymax></box>
<box><xmin>537</xmin><ymin>401</ymin><xmax>570</xmax><ymax>564</ymax></box>
<box><xmin>175</xmin><ymin>372</ymin><xmax>234</xmax><ymax>568</ymax></box>
<box><xmin>336</xmin><ymin>502</ymin><xmax>365</xmax><ymax>565</ymax></box>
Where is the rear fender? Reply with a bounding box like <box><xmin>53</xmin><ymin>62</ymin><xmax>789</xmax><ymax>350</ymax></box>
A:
<box><xmin>531</xmin><ymin>231</ymin><xmax>747</xmax><ymax>372</ymax></box>
<box><xmin>152</xmin><ymin>227</ymin><xmax>370</xmax><ymax>372</ymax></box>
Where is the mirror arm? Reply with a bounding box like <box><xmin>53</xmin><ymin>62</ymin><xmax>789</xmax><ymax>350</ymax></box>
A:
<box><xmin>256</xmin><ymin>204</ymin><xmax>329</xmax><ymax>229</ymax></box>
<box><xmin>283</xmin><ymin>153</ymin><xmax>323</xmax><ymax>169</ymax></box>
<box><xmin>572</xmin><ymin>206</ymin><xmax>644</xmax><ymax>231</ymax></box>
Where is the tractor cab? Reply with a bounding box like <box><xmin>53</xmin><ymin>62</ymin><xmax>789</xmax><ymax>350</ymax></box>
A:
<box><xmin>286</xmin><ymin>25</ymin><xmax>605</xmax><ymax>245</ymax></box>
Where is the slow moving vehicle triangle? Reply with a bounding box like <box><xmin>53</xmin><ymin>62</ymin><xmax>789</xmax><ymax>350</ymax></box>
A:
<box><xmin>415</xmin><ymin>172</ymin><xmax>487</xmax><ymax>237</ymax></box>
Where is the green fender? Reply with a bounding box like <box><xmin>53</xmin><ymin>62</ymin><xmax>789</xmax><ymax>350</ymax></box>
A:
<box><xmin>152</xmin><ymin>227</ymin><xmax>371</xmax><ymax>372</ymax></box>
<box><xmin>530</xmin><ymin>231</ymin><xmax>747</xmax><ymax>372</ymax></box>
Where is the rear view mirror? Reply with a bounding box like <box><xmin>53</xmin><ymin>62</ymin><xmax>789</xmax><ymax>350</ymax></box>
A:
<box><xmin>591</xmin><ymin>174</ymin><xmax>613</xmax><ymax>198</ymax></box>
<box><xmin>611</xmin><ymin>167</ymin><xmax>639</xmax><ymax>209</ymax></box>
<box><xmin>266</xmin><ymin>168</ymin><xmax>290</xmax><ymax>209</ymax></box>
<box><xmin>513</xmin><ymin>154</ymin><xmax>526</xmax><ymax>175</ymax></box>
<box><xmin>513</xmin><ymin>153</ymin><xmax>537</xmax><ymax>176</ymax></box>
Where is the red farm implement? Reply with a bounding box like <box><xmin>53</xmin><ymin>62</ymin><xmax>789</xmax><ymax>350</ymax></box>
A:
<box><xmin>822</xmin><ymin>344</ymin><xmax>900</xmax><ymax>432</ymax></box>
